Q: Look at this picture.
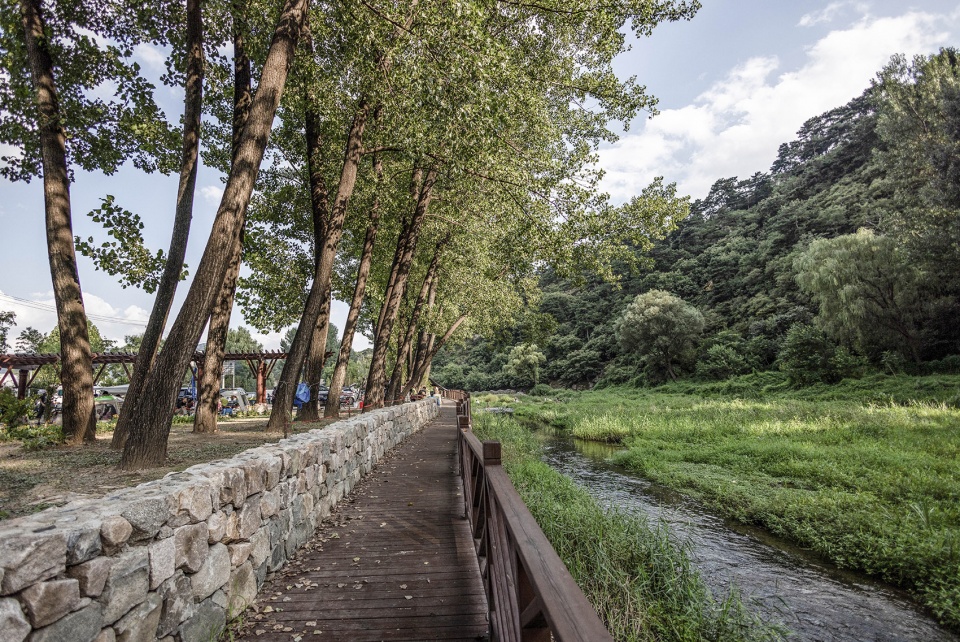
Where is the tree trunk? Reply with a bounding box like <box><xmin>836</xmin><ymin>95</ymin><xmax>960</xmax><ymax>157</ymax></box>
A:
<box><xmin>408</xmin><ymin>314</ymin><xmax>468</xmax><ymax>391</ymax></box>
<box><xmin>20</xmin><ymin>0</ymin><xmax>96</xmax><ymax>444</ymax></box>
<box><xmin>194</xmin><ymin>8</ymin><xmax>251</xmax><ymax>435</ymax></box>
<box><xmin>364</xmin><ymin>166</ymin><xmax>438</xmax><ymax>410</ymax></box>
<box><xmin>385</xmin><ymin>336</ymin><xmax>411</xmax><ymax>403</ymax></box>
<box><xmin>374</xmin><ymin>169</ymin><xmax>420</xmax><ymax>340</ymax></box>
<box><xmin>296</xmin><ymin>288</ymin><xmax>331</xmax><ymax>422</ymax></box>
<box><xmin>121</xmin><ymin>0</ymin><xmax>309</xmax><ymax>469</ymax></box>
<box><xmin>390</xmin><ymin>242</ymin><xmax>449</xmax><ymax>397</ymax></box>
<box><xmin>114</xmin><ymin>0</ymin><xmax>204</xmax><ymax>447</ymax></box>
<box><xmin>266</xmin><ymin>100</ymin><xmax>369</xmax><ymax>433</ymax></box>
<box><xmin>405</xmin><ymin>275</ymin><xmax>437</xmax><ymax>396</ymax></box>
<box><xmin>388</xmin><ymin>240</ymin><xmax>443</xmax><ymax>400</ymax></box>
<box><xmin>193</xmin><ymin>237</ymin><xmax>242</xmax><ymax>433</ymax></box>
<box><xmin>325</xmin><ymin>157</ymin><xmax>382</xmax><ymax>418</ymax></box>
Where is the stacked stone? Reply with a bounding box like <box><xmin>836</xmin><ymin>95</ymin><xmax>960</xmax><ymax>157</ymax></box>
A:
<box><xmin>0</xmin><ymin>400</ymin><xmax>439</xmax><ymax>642</ymax></box>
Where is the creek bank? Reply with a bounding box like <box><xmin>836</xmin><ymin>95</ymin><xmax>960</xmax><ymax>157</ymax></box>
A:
<box><xmin>540</xmin><ymin>431</ymin><xmax>958</xmax><ymax>641</ymax></box>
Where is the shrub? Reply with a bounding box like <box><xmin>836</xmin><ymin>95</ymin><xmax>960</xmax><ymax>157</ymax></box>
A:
<box><xmin>697</xmin><ymin>344</ymin><xmax>752</xmax><ymax>380</ymax></box>
<box><xmin>528</xmin><ymin>383</ymin><xmax>553</xmax><ymax>396</ymax></box>
<box><xmin>0</xmin><ymin>388</ymin><xmax>33</xmax><ymax>430</ymax></box>
<box><xmin>778</xmin><ymin>324</ymin><xmax>863</xmax><ymax>385</ymax></box>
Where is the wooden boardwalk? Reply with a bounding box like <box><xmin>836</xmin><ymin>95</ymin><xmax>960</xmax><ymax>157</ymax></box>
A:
<box><xmin>234</xmin><ymin>401</ymin><xmax>489</xmax><ymax>641</ymax></box>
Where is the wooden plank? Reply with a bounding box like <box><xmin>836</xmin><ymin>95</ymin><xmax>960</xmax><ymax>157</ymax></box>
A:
<box><xmin>233</xmin><ymin>402</ymin><xmax>489</xmax><ymax>641</ymax></box>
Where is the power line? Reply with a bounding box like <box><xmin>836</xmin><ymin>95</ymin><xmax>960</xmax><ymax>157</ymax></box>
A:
<box><xmin>0</xmin><ymin>293</ymin><xmax>148</xmax><ymax>328</ymax></box>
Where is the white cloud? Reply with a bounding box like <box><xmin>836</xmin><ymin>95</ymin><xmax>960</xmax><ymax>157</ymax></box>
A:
<box><xmin>133</xmin><ymin>43</ymin><xmax>168</xmax><ymax>74</ymax></box>
<box><xmin>598</xmin><ymin>9</ymin><xmax>953</xmax><ymax>202</ymax></box>
<box><xmin>201</xmin><ymin>185</ymin><xmax>224</xmax><ymax>204</ymax></box>
<box><xmin>798</xmin><ymin>1</ymin><xmax>867</xmax><ymax>27</ymax></box>
<box><xmin>1</xmin><ymin>289</ymin><xmax>149</xmax><ymax>348</ymax></box>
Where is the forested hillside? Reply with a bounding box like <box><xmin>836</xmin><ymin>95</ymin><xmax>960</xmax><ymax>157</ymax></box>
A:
<box><xmin>434</xmin><ymin>49</ymin><xmax>960</xmax><ymax>390</ymax></box>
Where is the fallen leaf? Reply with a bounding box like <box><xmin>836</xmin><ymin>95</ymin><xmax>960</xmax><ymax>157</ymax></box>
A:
<box><xmin>404</xmin><ymin>595</ymin><xmax>413</xmax><ymax>600</ymax></box>
<box><xmin>263</xmin><ymin>606</ymin><xmax>275</xmax><ymax>613</ymax></box>
<box><xmin>400</xmin><ymin>584</ymin><xmax>407</xmax><ymax>589</ymax></box>
<box><xmin>306</xmin><ymin>621</ymin><xmax>317</xmax><ymax>626</ymax></box>
<box><xmin>353</xmin><ymin>557</ymin><xmax>360</xmax><ymax>562</ymax></box>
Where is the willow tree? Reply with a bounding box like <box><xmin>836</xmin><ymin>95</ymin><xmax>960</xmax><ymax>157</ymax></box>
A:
<box><xmin>1</xmin><ymin>0</ymin><xmax>178</xmax><ymax>443</ymax></box>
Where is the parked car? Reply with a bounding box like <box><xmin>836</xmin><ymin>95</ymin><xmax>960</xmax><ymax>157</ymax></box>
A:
<box><xmin>316</xmin><ymin>386</ymin><xmax>330</xmax><ymax>404</ymax></box>
<box><xmin>339</xmin><ymin>387</ymin><xmax>358</xmax><ymax>406</ymax></box>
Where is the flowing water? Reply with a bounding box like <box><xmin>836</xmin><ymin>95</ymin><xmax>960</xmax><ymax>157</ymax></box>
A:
<box><xmin>538</xmin><ymin>432</ymin><xmax>957</xmax><ymax>642</ymax></box>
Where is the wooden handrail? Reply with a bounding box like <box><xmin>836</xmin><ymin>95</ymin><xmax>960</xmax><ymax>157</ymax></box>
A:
<box><xmin>448</xmin><ymin>389</ymin><xmax>613</xmax><ymax>642</ymax></box>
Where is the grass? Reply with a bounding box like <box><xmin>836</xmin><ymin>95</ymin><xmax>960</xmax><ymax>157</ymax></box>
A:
<box><xmin>507</xmin><ymin>373</ymin><xmax>960</xmax><ymax>629</ymax></box>
<box><xmin>473</xmin><ymin>411</ymin><xmax>784</xmax><ymax>642</ymax></box>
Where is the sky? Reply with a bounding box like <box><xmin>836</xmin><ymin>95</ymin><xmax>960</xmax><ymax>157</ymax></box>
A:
<box><xmin>1</xmin><ymin>0</ymin><xmax>957</xmax><ymax>351</ymax></box>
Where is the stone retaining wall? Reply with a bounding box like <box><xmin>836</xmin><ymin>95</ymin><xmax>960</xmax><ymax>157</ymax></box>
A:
<box><xmin>0</xmin><ymin>400</ymin><xmax>440</xmax><ymax>642</ymax></box>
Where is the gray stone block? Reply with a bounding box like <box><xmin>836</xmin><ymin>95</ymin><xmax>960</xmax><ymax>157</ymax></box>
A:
<box><xmin>0</xmin><ymin>597</ymin><xmax>30</xmax><ymax>642</ymax></box>
<box><xmin>258</xmin><ymin>490</ymin><xmax>279</xmax><ymax>519</ymax></box>
<box><xmin>65</xmin><ymin>524</ymin><xmax>102</xmax><ymax>566</ymax></box>
<box><xmin>175</xmin><ymin>482</ymin><xmax>213</xmax><ymax>524</ymax></box>
<box><xmin>237</xmin><ymin>495</ymin><xmax>261</xmax><ymax>540</ymax></box>
<box><xmin>99</xmin><ymin>516</ymin><xmax>133</xmax><ymax>551</ymax></box>
<box><xmin>149</xmin><ymin>535</ymin><xmax>176</xmax><ymax>590</ymax></box>
<box><xmin>92</xmin><ymin>627</ymin><xmax>115</xmax><ymax>642</ymax></box>
<box><xmin>227</xmin><ymin>542</ymin><xmax>252</xmax><ymax>567</ymax></box>
<box><xmin>0</xmin><ymin>532</ymin><xmax>67</xmax><ymax>595</ymax></box>
<box><xmin>113</xmin><ymin>592</ymin><xmax>161</xmax><ymax>642</ymax></box>
<box><xmin>156</xmin><ymin>573</ymin><xmax>193</xmax><ymax>639</ymax></box>
<box><xmin>67</xmin><ymin>557</ymin><xmax>111</xmax><ymax>598</ymax></box>
<box><xmin>238</xmin><ymin>461</ymin><xmax>265</xmax><ymax>497</ymax></box>
<box><xmin>205</xmin><ymin>511</ymin><xmax>227</xmax><ymax>544</ymax></box>
<box><xmin>121</xmin><ymin>493</ymin><xmax>174</xmax><ymax>542</ymax></box>
<box><xmin>29</xmin><ymin>601</ymin><xmax>101</xmax><ymax>642</ymax></box>
<box><xmin>248</xmin><ymin>527</ymin><xmax>270</xmax><ymax>568</ymax></box>
<box><xmin>19</xmin><ymin>579</ymin><xmax>80</xmax><ymax>627</ymax></box>
<box><xmin>227</xmin><ymin>562</ymin><xmax>257</xmax><ymax>619</ymax></box>
<box><xmin>100</xmin><ymin>549</ymin><xmax>148</xmax><ymax>624</ymax></box>
<box><xmin>254</xmin><ymin>560</ymin><xmax>267</xmax><ymax>589</ymax></box>
<box><xmin>178</xmin><ymin>597</ymin><xmax>225</xmax><ymax>642</ymax></box>
<box><xmin>174</xmin><ymin>523</ymin><xmax>209</xmax><ymax>574</ymax></box>
<box><xmin>204</xmin><ymin>467</ymin><xmax>246</xmax><ymax>508</ymax></box>
<box><xmin>191</xmin><ymin>543</ymin><xmax>229</xmax><ymax>601</ymax></box>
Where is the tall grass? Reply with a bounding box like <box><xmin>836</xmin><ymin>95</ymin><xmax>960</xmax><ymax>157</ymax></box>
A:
<box><xmin>510</xmin><ymin>375</ymin><xmax>960</xmax><ymax>629</ymax></box>
<box><xmin>474</xmin><ymin>412</ymin><xmax>783</xmax><ymax>642</ymax></box>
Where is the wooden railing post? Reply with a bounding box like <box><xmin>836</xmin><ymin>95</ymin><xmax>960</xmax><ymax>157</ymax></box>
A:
<box><xmin>482</xmin><ymin>440</ymin><xmax>501</xmax><ymax>467</ymax></box>
<box><xmin>448</xmin><ymin>386</ymin><xmax>613</xmax><ymax>642</ymax></box>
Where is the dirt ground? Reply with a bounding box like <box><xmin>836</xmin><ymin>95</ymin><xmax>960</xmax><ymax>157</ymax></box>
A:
<box><xmin>0</xmin><ymin>417</ymin><xmax>341</xmax><ymax>521</ymax></box>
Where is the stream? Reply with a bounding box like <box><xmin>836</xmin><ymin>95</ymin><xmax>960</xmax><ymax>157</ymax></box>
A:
<box><xmin>538</xmin><ymin>431</ymin><xmax>957</xmax><ymax>642</ymax></box>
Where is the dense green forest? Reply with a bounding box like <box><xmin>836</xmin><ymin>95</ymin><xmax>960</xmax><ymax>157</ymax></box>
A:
<box><xmin>433</xmin><ymin>49</ymin><xmax>960</xmax><ymax>391</ymax></box>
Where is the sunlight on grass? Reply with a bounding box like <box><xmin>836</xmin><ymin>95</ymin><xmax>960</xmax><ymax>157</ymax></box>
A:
<box><xmin>507</xmin><ymin>375</ymin><xmax>960</xmax><ymax>628</ymax></box>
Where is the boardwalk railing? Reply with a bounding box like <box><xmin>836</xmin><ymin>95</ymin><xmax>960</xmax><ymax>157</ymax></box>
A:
<box><xmin>441</xmin><ymin>387</ymin><xmax>613</xmax><ymax>642</ymax></box>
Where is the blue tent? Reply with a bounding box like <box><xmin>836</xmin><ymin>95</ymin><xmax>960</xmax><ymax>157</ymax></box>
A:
<box><xmin>293</xmin><ymin>382</ymin><xmax>311</xmax><ymax>409</ymax></box>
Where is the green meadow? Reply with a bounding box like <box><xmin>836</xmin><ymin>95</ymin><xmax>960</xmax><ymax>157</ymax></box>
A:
<box><xmin>486</xmin><ymin>374</ymin><xmax>960</xmax><ymax>628</ymax></box>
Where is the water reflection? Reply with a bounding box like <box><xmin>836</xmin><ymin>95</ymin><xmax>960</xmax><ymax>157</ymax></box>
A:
<box><xmin>536</xmin><ymin>428</ymin><xmax>957</xmax><ymax>642</ymax></box>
